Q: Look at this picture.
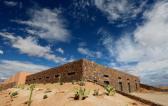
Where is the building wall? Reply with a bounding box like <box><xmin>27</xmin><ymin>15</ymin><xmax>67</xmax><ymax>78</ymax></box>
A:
<box><xmin>82</xmin><ymin>59</ymin><xmax>140</xmax><ymax>93</ymax></box>
<box><xmin>25</xmin><ymin>59</ymin><xmax>140</xmax><ymax>93</ymax></box>
<box><xmin>26</xmin><ymin>60</ymin><xmax>83</xmax><ymax>84</ymax></box>
<box><xmin>4</xmin><ymin>72</ymin><xmax>31</xmax><ymax>85</ymax></box>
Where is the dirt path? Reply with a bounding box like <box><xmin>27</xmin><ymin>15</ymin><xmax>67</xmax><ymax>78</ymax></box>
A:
<box><xmin>0</xmin><ymin>90</ymin><xmax>12</xmax><ymax>106</ymax></box>
<box><xmin>131</xmin><ymin>92</ymin><xmax>168</xmax><ymax>106</ymax></box>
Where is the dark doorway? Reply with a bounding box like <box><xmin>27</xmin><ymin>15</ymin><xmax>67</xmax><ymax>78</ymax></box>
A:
<box><xmin>135</xmin><ymin>83</ymin><xmax>138</xmax><ymax>90</ymax></box>
<box><xmin>104</xmin><ymin>81</ymin><xmax>110</xmax><ymax>85</ymax></box>
<box><xmin>119</xmin><ymin>82</ymin><xmax>123</xmax><ymax>91</ymax></box>
<box><xmin>128</xmin><ymin>83</ymin><xmax>131</xmax><ymax>93</ymax></box>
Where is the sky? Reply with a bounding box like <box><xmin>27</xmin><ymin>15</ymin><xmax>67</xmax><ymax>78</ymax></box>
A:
<box><xmin>0</xmin><ymin>0</ymin><xmax>168</xmax><ymax>86</ymax></box>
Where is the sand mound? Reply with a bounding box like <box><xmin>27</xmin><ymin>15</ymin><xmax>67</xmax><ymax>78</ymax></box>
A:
<box><xmin>0</xmin><ymin>82</ymin><xmax>147</xmax><ymax>106</ymax></box>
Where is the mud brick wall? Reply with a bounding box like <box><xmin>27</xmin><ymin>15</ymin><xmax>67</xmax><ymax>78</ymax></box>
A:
<box><xmin>26</xmin><ymin>59</ymin><xmax>140</xmax><ymax>93</ymax></box>
<box><xmin>26</xmin><ymin>60</ymin><xmax>83</xmax><ymax>84</ymax></box>
<box><xmin>4</xmin><ymin>72</ymin><xmax>31</xmax><ymax>85</ymax></box>
<box><xmin>82</xmin><ymin>59</ymin><xmax>140</xmax><ymax>93</ymax></box>
<box><xmin>0</xmin><ymin>82</ymin><xmax>16</xmax><ymax>90</ymax></box>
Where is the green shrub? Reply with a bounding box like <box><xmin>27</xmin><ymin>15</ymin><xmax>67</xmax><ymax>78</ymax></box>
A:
<box><xmin>44</xmin><ymin>88</ymin><xmax>52</xmax><ymax>93</ymax></box>
<box><xmin>74</xmin><ymin>87</ymin><xmax>90</xmax><ymax>100</ymax></box>
<box><xmin>72</xmin><ymin>80</ymin><xmax>75</xmax><ymax>84</ymax></box>
<box><xmin>78</xmin><ymin>79</ymin><xmax>85</xmax><ymax>86</ymax></box>
<box><xmin>10</xmin><ymin>91</ymin><xmax>18</xmax><ymax>97</ymax></box>
<box><xmin>43</xmin><ymin>95</ymin><xmax>48</xmax><ymax>99</ymax></box>
<box><xmin>59</xmin><ymin>75</ymin><xmax>63</xmax><ymax>85</ymax></box>
<box><xmin>93</xmin><ymin>89</ymin><xmax>99</xmax><ymax>96</ymax></box>
<box><xmin>28</xmin><ymin>84</ymin><xmax>35</xmax><ymax>106</ymax></box>
<box><xmin>104</xmin><ymin>85</ymin><xmax>115</xmax><ymax>96</ymax></box>
<box><xmin>18</xmin><ymin>84</ymin><xmax>25</xmax><ymax>89</ymax></box>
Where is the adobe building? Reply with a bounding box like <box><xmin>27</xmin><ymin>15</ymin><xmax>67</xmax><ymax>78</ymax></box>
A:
<box><xmin>4</xmin><ymin>72</ymin><xmax>31</xmax><ymax>85</ymax></box>
<box><xmin>26</xmin><ymin>59</ymin><xmax>140</xmax><ymax>93</ymax></box>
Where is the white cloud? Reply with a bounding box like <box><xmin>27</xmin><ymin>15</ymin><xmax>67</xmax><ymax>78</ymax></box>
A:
<box><xmin>4</xmin><ymin>1</ymin><xmax>17</xmax><ymax>7</ymax></box>
<box><xmin>101</xmin><ymin>1</ymin><xmax>168</xmax><ymax>86</ymax></box>
<box><xmin>94</xmin><ymin>0</ymin><xmax>146</xmax><ymax>22</ymax></box>
<box><xmin>56</xmin><ymin>48</ymin><xmax>64</xmax><ymax>54</ymax></box>
<box><xmin>0</xmin><ymin>59</ymin><xmax>49</xmax><ymax>79</ymax></box>
<box><xmin>0</xmin><ymin>50</ymin><xmax>3</xmax><ymax>55</ymax></box>
<box><xmin>0</xmin><ymin>32</ymin><xmax>66</xmax><ymax>63</ymax></box>
<box><xmin>115</xmin><ymin>36</ymin><xmax>144</xmax><ymax>63</ymax></box>
<box><xmin>14</xmin><ymin>8</ymin><xmax>70</xmax><ymax>42</ymax></box>
<box><xmin>78</xmin><ymin>47</ymin><xmax>102</xmax><ymax>58</ymax></box>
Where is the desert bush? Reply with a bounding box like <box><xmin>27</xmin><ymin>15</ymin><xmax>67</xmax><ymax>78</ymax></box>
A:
<box><xmin>78</xmin><ymin>79</ymin><xmax>85</xmax><ymax>86</ymax></box>
<box><xmin>104</xmin><ymin>85</ymin><xmax>115</xmax><ymax>96</ymax></box>
<box><xmin>43</xmin><ymin>95</ymin><xmax>48</xmax><ymax>99</ymax></box>
<box><xmin>59</xmin><ymin>75</ymin><xmax>63</xmax><ymax>85</ymax></box>
<box><xmin>10</xmin><ymin>91</ymin><xmax>18</xmax><ymax>97</ymax></box>
<box><xmin>17</xmin><ymin>84</ymin><xmax>25</xmax><ymax>89</ymax></box>
<box><xmin>93</xmin><ymin>89</ymin><xmax>99</xmax><ymax>96</ymax></box>
<box><xmin>28</xmin><ymin>84</ymin><xmax>35</xmax><ymax>106</ymax></box>
<box><xmin>74</xmin><ymin>87</ymin><xmax>90</xmax><ymax>100</ymax></box>
<box><xmin>44</xmin><ymin>88</ymin><xmax>52</xmax><ymax>93</ymax></box>
<box><xmin>72</xmin><ymin>80</ymin><xmax>75</xmax><ymax>84</ymax></box>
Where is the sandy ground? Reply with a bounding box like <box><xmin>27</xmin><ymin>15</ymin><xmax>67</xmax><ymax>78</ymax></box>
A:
<box><xmin>0</xmin><ymin>82</ymin><xmax>148</xmax><ymax>106</ymax></box>
<box><xmin>131</xmin><ymin>92</ymin><xmax>168</xmax><ymax>106</ymax></box>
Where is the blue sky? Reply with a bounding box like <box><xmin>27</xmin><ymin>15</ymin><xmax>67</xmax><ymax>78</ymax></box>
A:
<box><xmin>0</xmin><ymin>0</ymin><xmax>168</xmax><ymax>86</ymax></box>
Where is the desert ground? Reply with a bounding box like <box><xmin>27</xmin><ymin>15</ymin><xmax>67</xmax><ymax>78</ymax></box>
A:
<box><xmin>0</xmin><ymin>82</ymin><xmax>148</xmax><ymax>106</ymax></box>
<box><xmin>131</xmin><ymin>92</ymin><xmax>168</xmax><ymax>106</ymax></box>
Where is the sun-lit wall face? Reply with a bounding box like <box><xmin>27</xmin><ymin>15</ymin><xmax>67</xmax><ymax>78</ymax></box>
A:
<box><xmin>3</xmin><ymin>72</ymin><xmax>31</xmax><ymax>85</ymax></box>
<box><xmin>82</xmin><ymin>59</ymin><xmax>140</xmax><ymax>93</ymax></box>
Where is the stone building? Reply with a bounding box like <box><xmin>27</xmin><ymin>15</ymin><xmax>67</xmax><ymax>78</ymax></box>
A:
<box><xmin>4</xmin><ymin>72</ymin><xmax>31</xmax><ymax>85</ymax></box>
<box><xmin>26</xmin><ymin>59</ymin><xmax>140</xmax><ymax>93</ymax></box>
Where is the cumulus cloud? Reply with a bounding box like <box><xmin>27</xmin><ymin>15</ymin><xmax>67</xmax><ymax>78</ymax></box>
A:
<box><xmin>0</xmin><ymin>32</ymin><xmax>66</xmax><ymax>63</ymax></box>
<box><xmin>0</xmin><ymin>59</ymin><xmax>49</xmax><ymax>79</ymax></box>
<box><xmin>0</xmin><ymin>50</ymin><xmax>3</xmax><ymax>55</ymax></box>
<box><xmin>101</xmin><ymin>1</ymin><xmax>168</xmax><ymax>86</ymax></box>
<box><xmin>94</xmin><ymin>0</ymin><xmax>147</xmax><ymax>22</ymax></box>
<box><xmin>13</xmin><ymin>8</ymin><xmax>70</xmax><ymax>42</ymax></box>
<box><xmin>4</xmin><ymin>1</ymin><xmax>18</xmax><ymax>7</ymax></box>
<box><xmin>56</xmin><ymin>48</ymin><xmax>64</xmax><ymax>54</ymax></box>
<box><xmin>78</xmin><ymin>47</ymin><xmax>102</xmax><ymax>58</ymax></box>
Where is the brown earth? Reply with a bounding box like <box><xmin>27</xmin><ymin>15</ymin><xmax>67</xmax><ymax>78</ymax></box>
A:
<box><xmin>0</xmin><ymin>82</ymin><xmax>148</xmax><ymax>106</ymax></box>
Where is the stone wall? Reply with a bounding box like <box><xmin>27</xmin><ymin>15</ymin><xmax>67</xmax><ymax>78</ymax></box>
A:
<box><xmin>0</xmin><ymin>82</ymin><xmax>16</xmax><ymax>90</ymax></box>
<box><xmin>4</xmin><ymin>72</ymin><xmax>31</xmax><ymax>85</ymax></box>
<box><xmin>26</xmin><ymin>60</ymin><xmax>83</xmax><ymax>84</ymax></box>
<box><xmin>26</xmin><ymin>59</ymin><xmax>140</xmax><ymax>93</ymax></box>
<box><xmin>82</xmin><ymin>59</ymin><xmax>140</xmax><ymax>93</ymax></box>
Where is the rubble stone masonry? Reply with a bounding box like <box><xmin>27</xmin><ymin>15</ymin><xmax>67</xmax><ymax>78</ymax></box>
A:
<box><xmin>26</xmin><ymin>59</ymin><xmax>140</xmax><ymax>93</ymax></box>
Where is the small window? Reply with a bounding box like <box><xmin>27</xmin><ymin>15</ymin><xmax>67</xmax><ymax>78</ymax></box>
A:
<box><xmin>55</xmin><ymin>75</ymin><xmax>59</xmax><ymax>78</ymax></box>
<box><xmin>103</xmin><ymin>75</ymin><xmax>109</xmax><ymax>77</ymax></box>
<box><xmin>68</xmin><ymin>72</ymin><xmax>75</xmax><ymax>75</ymax></box>
<box><xmin>39</xmin><ymin>78</ymin><xmax>42</xmax><ymax>80</ymax></box>
<box><xmin>93</xmin><ymin>80</ymin><xmax>97</xmax><ymax>83</ymax></box>
<box><xmin>127</xmin><ymin>78</ymin><xmax>129</xmax><ymax>80</ymax></box>
<box><xmin>135</xmin><ymin>83</ymin><xmax>138</xmax><ymax>90</ymax></box>
<box><xmin>46</xmin><ymin>77</ymin><xmax>49</xmax><ymax>79</ymax></box>
<box><xmin>104</xmin><ymin>81</ymin><xmax>110</xmax><ymax>85</ymax></box>
<box><xmin>29</xmin><ymin>80</ymin><xmax>31</xmax><ymax>81</ymax></box>
<box><xmin>118</xmin><ymin>77</ymin><xmax>121</xmax><ymax>79</ymax></box>
<box><xmin>33</xmin><ymin>79</ymin><xmax>36</xmax><ymax>80</ymax></box>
